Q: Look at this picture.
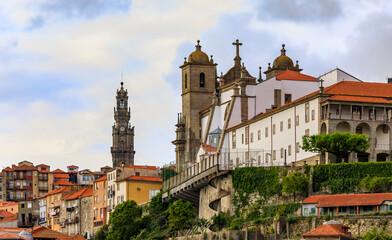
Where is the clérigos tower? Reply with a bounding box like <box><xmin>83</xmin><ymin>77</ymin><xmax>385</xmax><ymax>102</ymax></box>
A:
<box><xmin>111</xmin><ymin>82</ymin><xmax>135</xmax><ymax>167</ymax></box>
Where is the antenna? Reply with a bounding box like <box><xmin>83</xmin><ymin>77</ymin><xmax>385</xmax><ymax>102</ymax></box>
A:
<box><xmin>121</xmin><ymin>70</ymin><xmax>123</xmax><ymax>82</ymax></box>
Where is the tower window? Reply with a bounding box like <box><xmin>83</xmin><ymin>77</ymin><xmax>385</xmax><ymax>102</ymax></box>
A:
<box><xmin>200</xmin><ymin>73</ymin><xmax>205</xmax><ymax>87</ymax></box>
<box><xmin>120</xmin><ymin>99</ymin><xmax>125</xmax><ymax>108</ymax></box>
<box><xmin>185</xmin><ymin>74</ymin><xmax>188</xmax><ymax>89</ymax></box>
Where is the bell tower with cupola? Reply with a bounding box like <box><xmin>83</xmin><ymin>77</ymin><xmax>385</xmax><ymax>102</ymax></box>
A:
<box><xmin>264</xmin><ymin>44</ymin><xmax>302</xmax><ymax>79</ymax></box>
<box><xmin>174</xmin><ymin>40</ymin><xmax>217</xmax><ymax>172</ymax></box>
<box><xmin>111</xmin><ymin>82</ymin><xmax>135</xmax><ymax>167</ymax></box>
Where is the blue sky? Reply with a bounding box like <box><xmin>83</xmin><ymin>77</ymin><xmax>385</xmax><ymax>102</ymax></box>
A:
<box><xmin>0</xmin><ymin>0</ymin><xmax>391</xmax><ymax>170</ymax></box>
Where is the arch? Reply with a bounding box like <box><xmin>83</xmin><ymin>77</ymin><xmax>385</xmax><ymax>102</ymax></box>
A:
<box><xmin>375</xmin><ymin>124</ymin><xmax>390</xmax><ymax>150</ymax></box>
<box><xmin>200</xmin><ymin>73</ymin><xmax>205</xmax><ymax>87</ymax></box>
<box><xmin>120</xmin><ymin>99</ymin><xmax>125</xmax><ymax>108</ymax></box>
<box><xmin>377</xmin><ymin>153</ymin><xmax>389</xmax><ymax>162</ymax></box>
<box><xmin>336</xmin><ymin>121</ymin><xmax>350</xmax><ymax>133</ymax></box>
<box><xmin>320</xmin><ymin>122</ymin><xmax>327</xmax><ymax>134</ymax></box>
<box><xmin>355</xmin><ymin>122</ymin><xmax>371</xmax><ymax>136</ymax></box>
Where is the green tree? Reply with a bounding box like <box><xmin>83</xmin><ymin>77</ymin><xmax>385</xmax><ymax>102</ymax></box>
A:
<box><xmin>211</xmin><ymin>212</ymin><xmax>231</xmax><ymax>231</ymax></box>
<box><xmin>363</xmin><ymin>227</ymin><xmax>392</xmax><ymax>240</ymax></box>
<box><xmin>167</xmin><ymin>199</ymin><xmax>196</xmax><ymax>235</ymax></box>
<box><xmin>107</xmin><ymin>200</ymin><xmax>143</xmax><ymax>240</ymax></box>
<box><xmin>162</xmin><ymin>168</ymin><xmax>178</xmax><ymax>181</ymax></box>
<box><xmin>143</xmin><ymin>191</ymin><xmax>171</xmax><ymax>239</ymax></box>
<box><xmin>302</xmin><ymin>132</ymin><xmax>370</xmax><ymax>163</ymax></box>
<box><xmin>195</xmin><ymin>218</ymin><xmax>210</xmax><ymax>233</ymax></box>
<box><xmin>95</xmin><ymin>226</ymin><xmax>108</xmax><ymax>240</ymax></box>
<box><xmin>360</xmin><ymin>176</ymin><xmax>392</xmax><ymax>193</ymax></box>
<box><xmin>282</xmin><ymin>171</ymin><xmax>308</xmax><ymax>201</ymax></box>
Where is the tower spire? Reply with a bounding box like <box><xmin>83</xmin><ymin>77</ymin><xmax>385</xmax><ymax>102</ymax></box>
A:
<box><xmin>232</xmin><ymin>39</ymin><xmax>243</xmax><ymax>67</ymax></box>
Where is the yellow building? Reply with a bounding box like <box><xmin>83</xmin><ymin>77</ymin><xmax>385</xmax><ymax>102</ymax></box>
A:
<box><xmin>117</xmin><ymin>176</ymin><xmax>162</xmax><ymax>205</ymax></box>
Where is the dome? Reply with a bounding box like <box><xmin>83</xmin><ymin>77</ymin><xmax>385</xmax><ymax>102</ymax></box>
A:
<box><xmin>188</xmin><ymin>40</ymin><xmax>210</xmax><ymax>64</ymax></box>
<box><xmin>272</xmin><ymin>44</ymin><xmax>294</xmax><ymax>70</ymax></box>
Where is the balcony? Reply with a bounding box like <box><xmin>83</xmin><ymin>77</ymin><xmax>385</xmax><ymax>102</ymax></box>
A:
<box><xmin>39</xmin><ymin>186</ymin><xmax>48</xmax><ymax>191</ymax></box>
<box><xmin>38</xmin><ymin>218</ymin><xmax>46</xmax><ymax>224</ymax></box>
<box><xmin>6</xmin><ymin>185</ymin><xmax>14</xmax><ymax>190</ymax></box>
<box><xmin>325</xmin><ymin>113</ymin><xmax>392</xmax><ymax>122</ymax></box>
<box><xmin>38</xmin><ymin>175</ymin><xmax>48</xmax><ymax>181</ymax></box>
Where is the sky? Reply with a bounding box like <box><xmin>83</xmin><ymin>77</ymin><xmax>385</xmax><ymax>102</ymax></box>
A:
<box><xmin>0</xmin><ymin>0</ymin><xmax>392</xmax><ymax>171</ymax></box>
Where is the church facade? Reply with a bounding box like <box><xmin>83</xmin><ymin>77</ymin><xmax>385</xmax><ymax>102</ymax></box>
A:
<box><xmin>166</xmin><ymin>39</ymin><xmax>392</xmax><ymax>218</ymax></box>
<box><xmin>111</xmin><ymin>82</ymin><xmax>135</xmax><ymax>167</ymax></box>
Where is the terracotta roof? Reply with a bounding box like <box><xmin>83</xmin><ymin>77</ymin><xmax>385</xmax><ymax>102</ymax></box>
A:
<box><xmin>327</xmin><ymin>95</ymin><xmax>392</xmax><ymax>104</ymax></box>
<box><xmin>326</xmin><ymin>81</ymin><xmax>392</xmax><ymax>98</ymax></box>
<box><xmin>39</xmin><ymin>170</ymin><xmax>51</xmax><ymax>173</ymax></box>
<box><xmin>0</xmin><ymin>233</ymin><xmax>29</xmax><ymax>239</ymax></box>
<box><xmin>302</xmin><ymin>223</ymin><xmax>352</xmax><ymax>239</ymax></box>
<box><xmin>56</xmin><ymin>235</ymin><xmax>86</xmax><ymax>240</ymax></box>
<box><xmin>54</xmin><ymin>179</ymin><xmax>74</xmax><ymax>186</ymax></box>
<box><xmin>39</xmin><ymin>186</ymin><xmax>71</xmax><ymax>198</ymax></box>
<box><xmin>52</xmin><ymin>169</ymin><xmax>65</xmax><ymax>173</ymax></box>
<box><xmin>67</xmin><ymin>165</ymin><xmax>78</xmax><ymax>168</ymax></box>
<box><xmin>0</xmin><ymin>215</ymin><xmax>17</xmax><ymax>223</ymax></box>
<box><xmin>53</xmin><ymin>173</ymin><xmax>69</xmax><ymax>179</ymax></box>
<box><xmin>36</xmin><ymin>164</ymin><xmax>50</xmax><ymax>167</ymax></box>
<box><xmin>31</xmin><ymin>226</ymin><xmax>68</xmax><ymax>239</ymax></box>
<box><xmin>2</xmin><ymin>167</ymin><xmax>12</xmax><ymax>172</ymax></box>
<box><xmin>11</xmin><ymin>165</ymin><xmax>37</xmax><ymax>171</ymax></box>
<box><xmin>124</xmin><ymin>176</ymin><xmax>162</xmax><ymax>182</ymax></box>
<box><xmin>123</xmin><ymin>165</ymin><xmax>158</xmax><ymax>170</ymax></box>
<box><xmin>0</xmin><ymin>227</ymin><xmax>30</xmax><ymax>233</ymax></box>
<box><xmin>303</xmin><ymin>193</ymin><xmax>392</xmax><ymax>207</ymax></box>
<box><xmin>93</xmin><ymin>175</ymin><xmax>107</xmax><ymax>183</ymax></box>
<box><xmin>201</xmin><ymin>144</ymin><xmax>217</xmax><ymax>152</ymax></box>
<box><xmin>0</xmin><ymin>202</ymin><xmax>18</xmax><ymax>207</ymax></box>
<box><xmin>0</xmin><ymin>210</ymin><xmax>16</xmax><ymax>218</ymax></box>
<box><xmin>276</xmin><ymin>70</ymin><xmax>318</xmax><ymax>82</ymax></box>
<box><xmin>63</xmin><ymin>187</ymin><xmax>93</xmax><ymax>200</ymax></box>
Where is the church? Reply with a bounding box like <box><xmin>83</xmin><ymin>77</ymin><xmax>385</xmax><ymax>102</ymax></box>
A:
<box><xmin>166</xmin><ymin>39</ymin><xmax>392</xmax><ymax>218</ymax></box>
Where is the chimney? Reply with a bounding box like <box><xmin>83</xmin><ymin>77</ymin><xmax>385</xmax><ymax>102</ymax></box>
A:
<box><xmin>388</xmin><ymin>77</ymin><xmax>392</xmax><ymax>84</ymax></box>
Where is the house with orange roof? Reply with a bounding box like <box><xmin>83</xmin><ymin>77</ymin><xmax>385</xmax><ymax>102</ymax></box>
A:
<box><xmin>0</xmin><ymin>203</ymin><xmax>18</xmax><ymax>215</ymax></box>
<box><xmin>0</xmin><ymin>210</ymin><xmax>17</xmax><ymax>227</ymax></box>
<box><xmin>302</xmin><ymin>220</ymin><xmax>356</xmax><ymax>240</ymax></box>
<box><xmin>302</xmin><ymin>193</ymin><xmax>392</xmax><ymax>217</ymax></box>
<box><xmin>106</xmin><ymin>165</ymin><xmax>159</xmax><ymax>217</ymax></box>
<box><xmin>41</xmin><ymin>187</ymin><xmax>76</xmax><ymax>232</ymax></box>
<box><xmin>91</xmin><ymin>176</ymin><xmax>106</xmax><ymax>236</ymax></box>
<box><xmin>59</xmin><ymin>188</ymin><xmax>93</xmax><ymax>237</ymax></box>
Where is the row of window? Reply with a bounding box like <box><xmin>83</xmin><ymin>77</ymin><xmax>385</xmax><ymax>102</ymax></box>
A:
<box><xmin>232</xmin><ymin>110</ymin><xmax>315</xmax><ymax>149</ymax></box>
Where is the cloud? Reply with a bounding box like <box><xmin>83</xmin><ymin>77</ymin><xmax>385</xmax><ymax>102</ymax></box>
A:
<box><xmin>255</xmin><ymin>0</ymin><xmax>342</xmax><ymax>22</ymax></box>
<box><xmin>40</xmin><ymin>0</ymin><xmax>132</xmax><ymax>19</ymax></box>
<box><xmin>25</xmin><ymin>15</ymin><xmax>45</xmax><ymax>31</ymax></box>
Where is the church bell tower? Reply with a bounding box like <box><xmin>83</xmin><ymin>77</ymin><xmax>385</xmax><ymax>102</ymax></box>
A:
<box><xmin>111</xmin><ymin>82</ymin><xmax>135</xmax><ymax>167</ymax></box>
<box><xmin>173</xmin><ymin>40</ymin><xmax>217</xmax><ymax>172</ymax></box>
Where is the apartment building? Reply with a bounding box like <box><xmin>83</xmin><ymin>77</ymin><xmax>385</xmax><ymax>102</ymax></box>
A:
<box><xmin>92</xmin><ymin>175</ymin><xmax>107</xmax><ymax>236</ymax></box>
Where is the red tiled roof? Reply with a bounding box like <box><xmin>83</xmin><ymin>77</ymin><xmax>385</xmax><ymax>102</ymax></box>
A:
<box><xmin>303</xmin><ymin>223</ymin><xmax>352</xmax><ymax>239</ymax></box>
<box><xmin>2</xmin><ymin>167</ymin><xmax>12</xmax><ymax>172</ymax></box>
<box><xmin>12</xmin><ymin>165</ymin><xmax>37</xmax><ymax>171</ymax></box>
<box><xmin>54</xmin><ymin>179</ymin><xmax>74</xmax><ymax>186</ymax></box>
<box><xmin>94</xmin><ymin>175</ymin><xmax>107</xmax><ymax>183</ymax></box>
<box><xmin>31</xmin><ymin>226</ymin><xmax>68</xmax><ymax>239</ymax></box>
<box><xmin>123</xmin><ymin>165</ymin><xmax>158</xmax><ymax>170</ymax></box>
<box><xmin>124</xmin><ymin>176</ymin><xmax>162</xmax><ymax>182</ymax></box>
<box><xmin>39</xmin><ymin>186</ymin><xmax>71</xmax><ymax>198</ymax></box>
<box><xmin>56</xmin><ymin>235</ymin><xmax>86</xmax><ymax>240</ymax></box>
<box><xmin>0</xmin><ymin>215</ymin><xmax>17</xmax><ymax>223</ymax></box>
<box><xmin>36</xmin><ymin>164</ymin><xmax>50</xmax><ymax>167</ymax></box>
<box><xmin>0</xmin><ymin>227</ymin><xmax>30</xmax><ymax>233</ymax></box>
<box><xmin>201</xmin><ymin>144</ymin><xmax>217</xmax><ymax>152</ymax></box>
<box><xmin>0</xmin><ymin>233</ymin><xmax>28</xmax><ymax>239</ymax></box>
<box><xmin>67</xmin><ymin>165</ymin><xmax>78</xmax><ymax>168</ymax></box>
<box><xmin>53</xmin><ymin>173</ymin><xmax>69</xmax><ymax>179</ymax></box>
<box><xmin>327</xmin><ymin>95</ymin><xmax>392</xmax><ymax>104</ymax></box>
<box><xmin>276</xmin><ymin>70</ymin><xmax>318</xmax><ymax>82</ymax></box>
<box><xmin>0</xmin><ymin>210</ymin><xmax>16</xmax><ymax>218</ymax></box>
<box><xmin>303</xmin><ymin>193</ymin><xmax>392</xmax><ymax>207</ymax></box>
<box><xmin>326</xmin><ymin>81</ymin><xmax>392</xmax><ymax>98</ymax></box>
<box><xmin>52</xmin><ymin>169</ymin><xmax>65</xmax><ymax>173</ymax></box>
<box><xmin>63</xmin><ymin>187</ymin><xmax>93</xmax><ymax>200</ymax></box>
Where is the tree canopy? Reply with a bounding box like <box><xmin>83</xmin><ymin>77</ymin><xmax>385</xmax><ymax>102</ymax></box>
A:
<box><xmin>282</xmin><ymin>171</ymin><xmax>308</xmax><ymax>201</ymax></box>
<box><xmin>167</xmin><ymin>199</ymin><xmax>196</xmax><ymax>234</ymax></box>
<box><xmin>301</xmin><ymin>132</ymin><xmax>370</xmax><ymax>162</ymax></box>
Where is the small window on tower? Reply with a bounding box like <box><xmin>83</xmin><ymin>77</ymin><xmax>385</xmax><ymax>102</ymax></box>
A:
<box><xmin>200</xmin><ymin>73</ymin><xmax>205</xmax><ymax>87</ymax></box>
<box><xmin>185</xmin><ymin>74</ymin><xmax>188</xmax><ymax>89</ymax></box>
<box><xmin>120</xmin><ymin>99</ymin><xmax>125</xmax><ymax>108</ymax></box>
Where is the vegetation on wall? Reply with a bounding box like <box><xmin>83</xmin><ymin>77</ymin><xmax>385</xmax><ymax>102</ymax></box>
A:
<box><xmin>282</xmin><ymin>171</ymin><xmax>309</xmax><ymax>201</ymax></box>
<box><xmin>302</xmin><ymin>132</ymin><xmax>370</xmax><ymax>162</ymax></box>
<box><xmin>312</xmin><ymin>162</ymin><xmax>392</xmax><ymax>194</ymax></box>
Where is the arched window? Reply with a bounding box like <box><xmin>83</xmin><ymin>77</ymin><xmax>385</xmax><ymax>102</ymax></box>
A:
<box><xmin>200</xmin><ymin>73</ymin><xmax>205</xmax><ymax>87</ymax></box>
<box><xmin>120</xmin><ymin>99</ymin><xmax>125</xmax><ymax>108</ymax></box>
<box><xmin>185</xmin><ymin>74</ymin><xmax>188</xmax><ymax>89</ymax></box>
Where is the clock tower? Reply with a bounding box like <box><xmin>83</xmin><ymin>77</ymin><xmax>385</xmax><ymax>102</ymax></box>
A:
<box><xmin>111</xmin><ymin>82</ymin><xmax>135</xmax><ymax>167</ymax></box>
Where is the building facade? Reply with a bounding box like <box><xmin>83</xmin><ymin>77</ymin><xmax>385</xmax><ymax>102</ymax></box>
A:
<box><xmin>92</xmin><ymin>175</ymin><xmax>107</xmax><ymax>236</ymax></box>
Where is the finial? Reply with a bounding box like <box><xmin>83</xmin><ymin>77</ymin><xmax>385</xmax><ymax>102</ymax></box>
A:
<box><xmin>120</xmin><ymin>81</ymin><xmax>124</xmax><ymax>90</ymax></box>
<box><xmin>195</xmin><ymin>40</ymin><xmax>201</xmax><ymax>51</ymax></box>
<box><xmin>232</xmin><ymin>39</ymin><xmax>243</xmax><ymax>67</ymax></box>
<box><xmin>184</xmin><ymin>57</ymin><xmax>187</xmax><ymax>64</ymax></box>
<box><xmin>268</xmin><ymin>62</ymin><xmax>271</xmax><ymax>70</ymax></box>
<box><xmin>258</xmin><ymin>66</ymin><xmax>263</xmax><ymax>83</ymax></box>
<box><xmin>281</xmin><ymin>44</ymin><xmax>286</xmax><ymax>56</ymax></box>
<box><xmin>295</xmin><ymin>60</ymin><xmax>299</xmax><ymax>68</ymax></box>
<box><xmin>210</xmin><ymin>55</ymin><xmax>214</xmax><ymax>64</ymax></box>
<box><xmin>319</xmin><ymin>78</ymin><xmax>325</xmax><ymax>93</ymax></box>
